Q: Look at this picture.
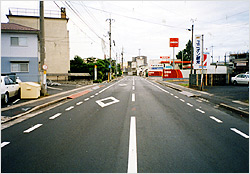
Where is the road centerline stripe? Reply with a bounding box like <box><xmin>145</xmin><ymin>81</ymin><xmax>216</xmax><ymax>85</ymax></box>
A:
<box><xmin>132</xmin><ymin>93</ymin><xmax>135</xmax><ymax>102</ymax></box>
<box><xmin>128</xmin><ymin>117</ymin><xmax>137</xmax><ymax>173</ymax></box>
<box><xmin>209</xmin><ymin>116</ymin><xmax>223</xmax><ymax>123</ymax></box>
<box><xmin>76</xmin><ymin>101</ymin><xmax>83</xmax><ymax>105</ymax></box>
<box><xmin>65</xmin><ymin>106</ymin><xmax>74</xmax><ymax>111</ymax></box>
<box><xmin>23</xmin><ymin>124</ymin><xmax>43</xmax><ymax>133</ymax></box>
<box><xmin>84</xmin><ymin>98</ymin><xmax>90</xmax><ymax>101</ymax></box>
<box><xmin>230</xmin><ymin>128</ymin><xmax>249</xmax><ymax>139</ymax></box>
<box><xmin>196</xmin><ymin>108</ymin><xmax>205</xmax><ymax>114</ymax></box>
<box><xmin>49</xmin><ymin>113</ymin><xmax>62</xmax><ymax>120</ymax></box>
<box><xmin>187</xmin><ymin>103</ymin><xmax>193</xmax><ymax>107</ymax></box>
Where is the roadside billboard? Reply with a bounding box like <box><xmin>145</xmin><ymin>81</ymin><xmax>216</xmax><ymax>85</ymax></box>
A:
<box><xmin>194</xmin><ymin>35</ymin><xmax>202</xmax><ymax>69</ymax></box>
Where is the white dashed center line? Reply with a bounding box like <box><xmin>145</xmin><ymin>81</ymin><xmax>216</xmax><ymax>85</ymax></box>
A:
<box><xmin>23</xmin><ymin>124</ymin><xmax>43</xmax><ymax>133</ymax></box>
<box><xmin>174</xmin><ymin>96</ymin><xmax>179</xmax><ymax>98</ymax></box>
<box><xmin>180</xmin><ymin>99</ymin><xmax>185</xmax><ymax>102</ymax></box>
<box><xmin>187</xmin><ymin>103</ymin><xmax>193</xmax><ymax>107</ymax></box>
<box><xmin>196</xmin><ymin>109</ymin><xmax>205</xmax><ymax>114</ymax></box>
<box><xmin>76</xmin><ymin>101</ymin><xmax>83</xmax><ymax>105</ymax></box>
<box><xmin>49</xmin><ymin>113</ymin><xmax>62</xmax><ymax>120</ymax></box>
<box><xmin>132</xmin><ymin>93</ymin><xmax>135</xmax><ymax>102</ymax></box>
<box><xmin>65</xmin><ymin>106</ymin><xmax>74</xmax><ymax>111</ymax></box>
<box><xmin>209</xmin><ymin>116</ymin><xmax>223</xmax><ymax>123</ymax></box>
<box><xmin>127</xmin><ymin>117</ymin><xmax>137</xmax><ymax>173</ymax></box>
<box><xmin>84</xmin><ymin>98</ymin><xmax>90</xmax><ymax>101</ymax></box>
<box><xmin>230</xmin><ymin>128</ymin><xmax>249</xmax><ymax>139</ymax></box>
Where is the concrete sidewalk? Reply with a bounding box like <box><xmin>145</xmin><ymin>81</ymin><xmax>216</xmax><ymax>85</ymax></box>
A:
<box><xmin>1</xmin><ymin>77</ymin><xmax>123</xmax><ymax>124</ymax></box>
<box><xmin>1</xmin><ymin>83</ymin><xmax>100</xmax><ymax>123</ymax></box>
<box><xmin>155</xmin><ymin>79</ymin><xmax>249</xmax><ymax>118</ymax></box>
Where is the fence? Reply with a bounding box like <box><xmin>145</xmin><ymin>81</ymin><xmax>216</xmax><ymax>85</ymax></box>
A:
<box><xmin>189</xmin><ymin>74</ymin><xmax>230</xmax><ymax>88</ymax></box>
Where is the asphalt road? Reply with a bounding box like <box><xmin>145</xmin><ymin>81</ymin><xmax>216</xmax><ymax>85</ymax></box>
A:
<box><xmin>1</xmin><ymin>76</ymin><xmax>249</xmax><ymax>173</ymax></box>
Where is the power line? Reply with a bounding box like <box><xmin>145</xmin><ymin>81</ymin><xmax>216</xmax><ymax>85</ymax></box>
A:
<box><xmin>84</xmin><ymin>4</ymin><xmax>187</xmax><ymax>30</ymax></box>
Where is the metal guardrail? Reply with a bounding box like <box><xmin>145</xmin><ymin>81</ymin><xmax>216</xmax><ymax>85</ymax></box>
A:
<box><xmin>9</xmin><ymin>7</ymin><xmax>61</xmax><ymax>18</ymax></box>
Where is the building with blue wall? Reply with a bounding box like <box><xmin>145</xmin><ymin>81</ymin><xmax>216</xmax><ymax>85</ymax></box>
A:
<box><xmin>1</xmin><ymin>23</ymin><xmax>40</xmax><ymax>82</ymax></box>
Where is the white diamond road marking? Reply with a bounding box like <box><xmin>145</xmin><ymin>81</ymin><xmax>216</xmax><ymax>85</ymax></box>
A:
<box><xmin>1</xmin><ymin>142</ymin><xmax>10</xmax><ymax>148</ymax></box>
<box><xmin>95</xmin><ymin>97</ymin><xmax>120</xmax><ymax>108</ymax></box>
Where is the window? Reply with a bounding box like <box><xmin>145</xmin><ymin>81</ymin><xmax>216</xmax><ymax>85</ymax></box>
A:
<box><xmin>11</xmin><ymin>63</ymin><xmax>29</xmax><ymax>72</ymax></box>
<box><xmin>11</xmin><ymin>37</ymin><xmax>27</xmax><ymax>46</ymax></box>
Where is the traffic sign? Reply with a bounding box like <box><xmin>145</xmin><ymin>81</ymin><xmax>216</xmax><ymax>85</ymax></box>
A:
<box><xmin>42</xmin><ymin>64</ymin><xmax>48</xmax><ymax>70</ymax></box>
<box><xmin>170</xmin><ymin>38</ymin><xmax>179</xmax><ymax>47</ymax></box>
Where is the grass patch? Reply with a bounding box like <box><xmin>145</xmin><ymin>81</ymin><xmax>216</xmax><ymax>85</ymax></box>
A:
<box><xmin>178</xmin><ymin>83</ymin><xmax>189</xmax><ymax>87</ymax></box>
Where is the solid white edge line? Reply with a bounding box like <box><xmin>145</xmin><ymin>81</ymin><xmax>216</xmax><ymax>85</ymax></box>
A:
<box><xmin>23</xmin><ymin>124</ymin><xmax>43</xmax><ymax>133</ymax></box>
<box><xmin>132</xmin><ymin>93</ymin><xmax>135</xmax><ymax>102</ymax></box>
<box><xmin>127</xmin><ymin>117</ymin><xmax>137</xmax><ymax>173</ymax></box>
<box><xmin>49</xmin><ymin>113</ymin><xmax>62</xmax><ymax>120</ymax></box>
<box><xmin>230</xmin><ymin>128</ymin><xmax>249</xmax><ymax>139</ymax></box>
<box><xmin>1</xmin><ymin>142</ymin><xmax>10</xmax><ymax>148</ymax></box>
<box><xmin>209</xmin><ymin>116</ymin><xmax>223</xmax><ymax>123</ymax></box>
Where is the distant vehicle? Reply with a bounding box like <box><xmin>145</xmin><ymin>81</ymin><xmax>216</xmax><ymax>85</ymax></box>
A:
<box><xmin>231</xmin><ymin>74</ymin><xmax>249</xmax><ymax>85</ymax></box>
<box><xmin>1</xmin><ymin>76</ymin><xmax>20</xmax><ymax>104</ymax></box>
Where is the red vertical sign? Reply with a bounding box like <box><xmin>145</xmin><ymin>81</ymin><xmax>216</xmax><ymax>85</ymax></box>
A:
<box><xmin>170</xmin><ymin>38</ymin><xmax>179</xmax><ymax>47</ymax></box>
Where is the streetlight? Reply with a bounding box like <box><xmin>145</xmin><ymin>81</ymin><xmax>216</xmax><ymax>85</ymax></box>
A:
<box><xmin>187</xmin><ymin>24</ymin><xmax>194</xmax><ymax>74</ymax></box>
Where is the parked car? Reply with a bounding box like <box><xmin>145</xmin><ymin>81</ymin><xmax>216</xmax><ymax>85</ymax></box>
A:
<box><xmin>1</xmin><ymin>76</ymin><xmax>20</xmax><ymax>104</ymax></box>
<box><xmin>231</xmin><ymin>74</ymin><xmax>249</xmax><ymax>85</ymax></box>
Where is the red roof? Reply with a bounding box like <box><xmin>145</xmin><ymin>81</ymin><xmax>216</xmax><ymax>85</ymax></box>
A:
<box><xmin>1</xmin><ymin>23</ymin><xmax>38</xmax><ymax>31</ymax></box>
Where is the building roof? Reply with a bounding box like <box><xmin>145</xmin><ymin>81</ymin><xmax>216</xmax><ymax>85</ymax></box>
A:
<box><xmin>1</xmin><ymin>23</ymin><xmax>38</xmax><ymax>31</ymax></box>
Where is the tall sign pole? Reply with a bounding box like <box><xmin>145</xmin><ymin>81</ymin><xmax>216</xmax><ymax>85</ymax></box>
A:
<box><xmin>201</xmin><ymin>34</ymin><xmax>204</xmax><ymax>91</ymax></box>
<box><xmin>40</xmin><ymin>1</ymin><xmax>47</xmax><ymax>95</ymax></box>
<box><xmin>169</xmin><ymin>38</ymin><xmax>179</xmax><ymax>69</ymax></box>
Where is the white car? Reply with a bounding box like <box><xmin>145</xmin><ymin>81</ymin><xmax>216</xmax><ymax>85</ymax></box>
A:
<box><xmin>1</xmin><ymin>76</ymin><xmax>20</xmax><ymax>104</ymax></box>
<box><xmin>231</xmin><ymin>74</ymin><xmax>249</xmax><ymax>85</ymax></box>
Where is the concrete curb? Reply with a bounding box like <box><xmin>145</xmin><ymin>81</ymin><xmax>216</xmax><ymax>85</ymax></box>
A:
<box><xmin>153</xmin><ymin>79</ymin><xmax>249</xmax><ymax>118</ymax></box>
<box><xmin>1</xmin><ymin>96</ymin><xmax>68</xmax><ymax>124</ymax></box>
<box><xmin>219</xmin><ymin>103</ymin><xmax>249</xmax><ymax>117</ymax></box>
<box><xmin>1</xmin><ymin>78</ymin><xmax>124</xmax><ymax>124</ymax></box>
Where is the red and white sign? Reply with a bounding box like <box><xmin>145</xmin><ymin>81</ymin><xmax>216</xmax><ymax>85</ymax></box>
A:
<box><xmin>169</xmin><ymin>38</ymin><xmax>179</xmax><ymax>47</ymax></box>
<box><xmin>42</xmin><ymin>64</ymin><xmax>48</xmax><ymax>70</ymax></box>
<box><xmin>160</xmin><ymin>56</ymin><xmax>170</xmax><ymax>59</ymax></box>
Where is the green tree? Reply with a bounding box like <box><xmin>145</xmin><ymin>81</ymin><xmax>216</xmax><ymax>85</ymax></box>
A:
<box><xmin>176</xmin><ymin>40</ymin><xmax>192</xmax><ymax>68</ymax></box>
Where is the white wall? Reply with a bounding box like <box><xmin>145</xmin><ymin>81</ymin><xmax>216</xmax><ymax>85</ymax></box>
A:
<box><xmin>1</xmin><ymin>33</ymin><xmax>38</xmax><ymax>58</ymax></box>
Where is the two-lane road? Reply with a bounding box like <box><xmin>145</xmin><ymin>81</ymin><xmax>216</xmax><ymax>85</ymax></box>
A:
<box><xmin>1</xmin><ymin>76</ymin><xmax>249</xmax><ymax>173</ymax></box>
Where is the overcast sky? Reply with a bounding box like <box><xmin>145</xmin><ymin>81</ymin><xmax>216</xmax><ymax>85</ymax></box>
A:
<box><xmin>1</xmin><ymin>0</ymin><xmax>249</xmax><ymax>63</ymax></box>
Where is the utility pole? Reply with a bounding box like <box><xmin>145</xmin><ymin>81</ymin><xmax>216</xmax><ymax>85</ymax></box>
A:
<box><xmin>201</xmin><ymin>34</ymin><xmax>204</xmax><ymax>91</ymax></box>
<box><xmin>106</xmin><ymin>18</ymin><xmax>115</xmax><ymax>82</ymax></box>
<box><xmin>121</xmin><ymin>47</ymin><xmax>124</xmax><ymax>75</ymax></box>
<box><xmin>40</xmin><ymin>1</ymin><xmax>46</xmax><ymax>96</ymax></box>
<box><xmin>116</xmin><ymin>53</ymin><xmax>118</xmax><ymax>78</ymax></box>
